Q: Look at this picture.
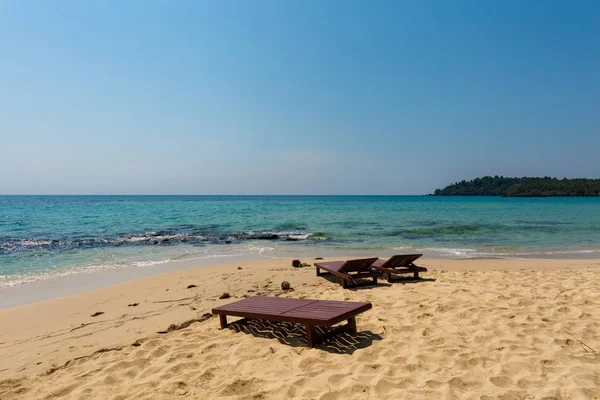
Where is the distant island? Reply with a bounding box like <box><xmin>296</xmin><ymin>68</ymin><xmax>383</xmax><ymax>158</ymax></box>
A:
<box><xmin>433</xmin><ymin>176</ymin><xmax>600</xmax><ymax>197</ymax></box>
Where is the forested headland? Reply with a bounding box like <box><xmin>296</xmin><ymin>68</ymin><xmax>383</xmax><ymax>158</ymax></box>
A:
<box><xmin>433</xmin><ymin>176</ymin><xmax>600</xmax><ymax>197</ymax></box>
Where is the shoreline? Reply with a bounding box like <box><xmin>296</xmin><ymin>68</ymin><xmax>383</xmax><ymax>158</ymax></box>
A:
<box><xmin>3</xmin><ymin>250</ymin><xmax>600</xmax><ymax>310</ymax></box>
<box><xmin>4</xmin><ymin>242</ymin><xmax>600</xmax><ymax>303</ymax></box>
<box><xmin>0</xmin><ymin>254</ymin><xmax>267</xmax><ymax>309</ymax></box>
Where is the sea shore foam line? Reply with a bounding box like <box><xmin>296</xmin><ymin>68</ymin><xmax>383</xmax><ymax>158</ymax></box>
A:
<box><xmin>392</xmin><ymin>246</ymin><xmax>600</xmax><ymax>259</ymax></box>
<box><xmin>0</xmin><ymin>244</ymin><xmax>276</xmax><ymax>289</ymax></box>
<box><xmin>0</xmin><ymin>259</ymin><xmax>170</xmax><ymax>288</ymax></box>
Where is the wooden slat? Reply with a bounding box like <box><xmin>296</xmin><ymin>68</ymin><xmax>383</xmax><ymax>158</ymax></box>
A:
<box><xmin>315</xmin><ymin>258</ymin><xmax>380</xmax><ymax>289</ymax></box>
<box><xmin>213</xmin><ymin>296</ymin><xmax>372</xmax><ymax>326</ymax></box>
<box><xmin>314</xmin><ymin>261</ymin><xmax>346</xmax><ymax>272</ymax></box>
<box><xmin>372</xmin><ymin>254</ymin><xmax>423</xmax><ymax>269</ymax></box>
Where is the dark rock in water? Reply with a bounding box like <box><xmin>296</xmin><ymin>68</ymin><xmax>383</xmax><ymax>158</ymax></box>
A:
<box><xmin>284</xmin><ymin>237</ymin><xmax>299</xmax><ymax>241</ymax></box>
<box><xmin>187</xmin><ymin>284</ymin><xmax>197</xmax><ymax>289</ymax></box>
<box><xmin>281</xmin><ymin>281</ymin><xmax>291</xmax><ymax>290</ymax></box>
<box><xmin>219</xmin><ymin>292</ymin><xmax>230</xmax><ymax>299</ymax></box>
<box><xmin>248</xmin><ymin>233</ymin><xmax>279</xmax><ymax>240</ymax></box>
<box><xmin>292</xmin><ymin>259</ymin><xmax>301</xmax><ymax>268</ymax></box>
<box><xmin>314</xmin><ymin>257</ymin><xmax>323</xmax><ymax>260</ymax></box>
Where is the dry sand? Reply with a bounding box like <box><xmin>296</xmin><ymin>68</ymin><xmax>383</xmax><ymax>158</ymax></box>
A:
<box><xmin>1</xmin><ymin>257</ymin><xmax>600</xmax><ymax>399</ymax></box>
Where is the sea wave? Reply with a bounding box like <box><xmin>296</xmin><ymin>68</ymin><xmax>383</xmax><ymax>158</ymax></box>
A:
<box><xmin>391</xmin><ymin>223</ymin><xmax>568</xmax><ymax>239</ymax></box>
<box><xmin>392</xmin><ymin>245</ymin><xmax>600</xmax><ymax>259</ymax></box>
<box><xmin>0</xmin><ymin>229</ymin><xmax>327</xmax><ymax>254</ymax></box>
<box><xmin>0</xmin><ymin>259</ymin><xmax>172</xmax><ymax>288</ymax></box>
<box><xmin>0</xmin><ymin>242</ymin><xmax>278</xmax><ymax>288</ymax></box>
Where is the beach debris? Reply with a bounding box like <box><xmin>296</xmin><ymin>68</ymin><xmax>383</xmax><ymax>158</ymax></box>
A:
<box><xmin>219</xmin><ymin>292</ymin><xmax>231</xmax><ymax>299</ymax></box>
<box><xmin>187</xmin><ymin>284</ymin><xmax>197</xmax><ymax>289</ymax></box>
<box><xmin>90</xmin><ymin>312</ymin><xmax>104</xmax><ymax>317</ymax></box>
<box><xmin>153</xmin><ymin>295</ymin><xmax>197</xmax><ymax>304</ymax></box>
<box><xmin>128</xmin><ymin>303</ymin><xmax>139</xmax><ymax>307</ymax></box>
<box><xmin>292</xmin><ymin>260</ymin><xmax>311</xmax><ymax>267</ymax></box>
<box><xmin>157</xmin><ymin>313</ymin><xmax>213</xmax><ymax>334</ymax></box>
<box><xmin>238</xmin><ymin>266</ymin><xmax>242</xmax><ymax>270</ymax></box>
<box><xmin>562</xmin><ymin>328</ymin><xmax>597</xmax><ymax>353</ymax></box>
<box><xmin>553</xmin><ymin>288</ymin><xmax>573</xmax><ymax>302</ymax></box>
<box><xmin>281</xmin><ymin>281</ymin><xmax>291</xmax><ymax>290</ymax></box>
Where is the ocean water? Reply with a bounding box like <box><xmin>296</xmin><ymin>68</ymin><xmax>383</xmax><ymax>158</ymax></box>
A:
<box><xmin>1</xmin><ymin>195</ymin><xmax>600</xmax><ymax>287</ymax></box>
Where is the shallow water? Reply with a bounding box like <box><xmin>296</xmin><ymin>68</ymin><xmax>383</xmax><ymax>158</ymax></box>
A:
<box><xmin>2</xmin><ymin>195</ymin><xmax>600</xmax><ymax>286</ymax></box>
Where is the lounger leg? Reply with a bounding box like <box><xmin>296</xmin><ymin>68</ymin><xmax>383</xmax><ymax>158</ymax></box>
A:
<box><xmin>347</xmin><ymin>317</ymin><xmax>357</xmax><ymax>334</ymax></box>
<box><xmin>306</xmin><ymin>325</ymin><xmax>315</xmax><ymax>347</ymax></box>
<box><xmin>413</xmin><ymin>271</ymin><xmax>419</xmax><ymax>279</ymax></box>
<box><xmin>316</xmin><ymin>267</ymin><xmax>321</xmax><ymax>276</ymax></box>
<box><xmin>342</xmin><ymin>279</ymin><xmax>348</xmax><ymax>289</ymax></box>
<box><xmin>387</xmin><ymin>272</ymin><xmax>392</xmax><ymax>282</ymax></box>
<box><xmin>373</xmin><ymin>276</ymin><xmax>378</xmax><ymax>285</ymax></box>
<box><xmin>219</xmin><ymin>315</ymin><xmax>228</xmax><ymax>329</ymax></box>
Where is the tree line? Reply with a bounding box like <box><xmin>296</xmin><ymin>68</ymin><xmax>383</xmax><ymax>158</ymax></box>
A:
<box><xmin>433</xmin><ymin>176</ymin><xmax>600</xmax><ymax>197</ymax></box>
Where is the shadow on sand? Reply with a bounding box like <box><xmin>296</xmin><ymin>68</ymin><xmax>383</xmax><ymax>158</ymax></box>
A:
<box><xmin>317</xmin><ymin>273</ymin><xmax>391</xmax><ymax>290</ymax></box>
<box><xmin>317</xmin><ymin>272</ymin><xmax>436</xmax><ymax>288</ymax></box>
<box><xmin>386</xmin><ymin>276</ymin><xmax>436</xmax><ymax>284</ymax></box>
<box><xmin>228</xmin><ymin>319</ymin><xmax>382</xmax><ymax>354</ymax></box>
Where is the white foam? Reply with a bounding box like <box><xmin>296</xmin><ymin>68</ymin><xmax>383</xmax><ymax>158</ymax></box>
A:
<box><xmin>244</xmin><ymin>245</ymin><xmax>275</xmax><ymax>255</ymax></box>
<box><xmin>392</xmin><ymin>245</ymin><xmax>600</xmax><ymax>259</ymax></box>
<box><xmin>0</xmin><ymin>258</ymin><xmax>173</xmax><ymax>289</ymax></box>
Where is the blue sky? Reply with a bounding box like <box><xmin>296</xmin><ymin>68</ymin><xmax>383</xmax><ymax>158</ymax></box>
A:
<box><xmin>1</xmin><ymin>1</ymin><xmax>599</xmax><ymax>194</ymax></box>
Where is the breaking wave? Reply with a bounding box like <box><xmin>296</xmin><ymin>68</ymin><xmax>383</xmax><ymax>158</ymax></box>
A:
<box><xmin>0</xmin><ymin>229</ymin><xmax>327</xmax><ymax>255</ymax></box>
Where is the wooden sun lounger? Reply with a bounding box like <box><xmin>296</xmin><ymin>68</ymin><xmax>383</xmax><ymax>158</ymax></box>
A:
<box><xmin>314</xmin><ymin>258</ymin><xmax>380</xmax><ymax>289</ymax></box>
<box><xmin>371</xmin><ymin>254</ymin><xmax>427</xmax><ymax>280</ymax></box>
<box><xmin>212</xmin><ymin>296</ymin><xmax>372</xmax><ymax>347</ymax></box>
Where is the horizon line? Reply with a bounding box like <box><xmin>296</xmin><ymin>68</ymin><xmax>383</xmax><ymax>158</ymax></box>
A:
<box><xmin>0</xmin><ymin>193</ymin><xmax>429</xmax><ymax>196</ymax></box>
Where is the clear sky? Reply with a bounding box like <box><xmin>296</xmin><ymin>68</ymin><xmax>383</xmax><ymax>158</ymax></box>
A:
<box><xmin>1</xmin><ymin>1</ymin><xmax>599</xmax><ymax>195</ymax></box>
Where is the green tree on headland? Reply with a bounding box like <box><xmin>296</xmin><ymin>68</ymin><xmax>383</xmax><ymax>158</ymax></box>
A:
<box><xmin>433</xmin><ymin>176</ymin><xmax>600</xmax><ymax>197</ymax></box>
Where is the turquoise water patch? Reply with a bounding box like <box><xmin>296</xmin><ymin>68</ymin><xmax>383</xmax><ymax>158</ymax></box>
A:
<box><xmin>1</xmin><ymin>195</ymin><xmax>600</xmax><ymax>286</ymax></box>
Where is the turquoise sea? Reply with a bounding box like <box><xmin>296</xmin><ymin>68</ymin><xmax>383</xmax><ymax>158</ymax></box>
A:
<box><xmin>2</xmin><ymin>195</ymin><xmax>600</xmax><ymax>287</ymax></box>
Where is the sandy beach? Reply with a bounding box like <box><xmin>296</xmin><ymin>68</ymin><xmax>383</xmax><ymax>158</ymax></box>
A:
<box><xmin>1</xmin><ymin>257</ymin><xmax>600</xmax><ymax>399</ymax></box>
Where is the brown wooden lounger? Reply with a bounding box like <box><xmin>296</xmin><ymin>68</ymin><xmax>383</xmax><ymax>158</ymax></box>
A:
<box><xmin>314</xmin><ymin>258</ymin><xmax>380</xmax><ymax>289</ymax></box>
<box><xmin>212</xmin><ymin>296</ymin><xmax>372</xmax><ymax>347</ymax></box>
<box><xmin>371</xmin><ymin>254</ymin><xmax>427</xmax><ymax>280</ymax></box>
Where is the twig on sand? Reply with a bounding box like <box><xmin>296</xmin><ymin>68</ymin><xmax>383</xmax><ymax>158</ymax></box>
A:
<box><xmin>152</xmin><ymin>296</ymin><xmax>197</xmax><ymax>304</ymax></box>
<box><xmin>553</xmin><ymin>289</ymin><xmax>573</xmax><ymax>303</ymax></box>
<box><xmin>562</xmin><ymin>329</ymin><xmax>597</xmax><ymax>354</ymax></box>
<box><xmin>351</xmin><ymin>377</ymin><xmax>369</xmax><ymax>387</ymax></box>
<box><xmin>292</xmin><ymin>348</ymin><xmax>304</xmax><ymax>356</ymax></box>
